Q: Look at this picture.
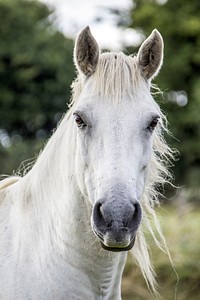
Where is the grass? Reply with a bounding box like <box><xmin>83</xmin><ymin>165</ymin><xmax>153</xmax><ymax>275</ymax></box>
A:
<box><xmin>122</xmin><ymin>204</ymin><xmax>200</xmax><ymax>299</ymax></box>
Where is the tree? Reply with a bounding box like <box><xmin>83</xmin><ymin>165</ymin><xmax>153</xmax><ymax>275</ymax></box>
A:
<box><xmin>0</xmin><ymin>0</ymin><xmax>75</xmax><ymax>175</ymax></box>
<box><xmin>127</xmin><ymin>0</ymin><xmax>200</xmax><ymax>187</ymax></box>
<box><xmin>0</xmin><ymin>0</ymin><xmax>75</xmax><ymax>139</ymax></box>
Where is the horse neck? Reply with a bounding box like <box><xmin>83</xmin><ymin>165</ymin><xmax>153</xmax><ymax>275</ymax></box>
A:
<box><xmin>14</xmin><ymin>114</ymin><xmax>127</xmax><ymax>297</ymax></box>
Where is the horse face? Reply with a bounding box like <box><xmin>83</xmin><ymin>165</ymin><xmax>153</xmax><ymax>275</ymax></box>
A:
<box><xmin>73</xmin><ymin>95</ymin><xmax>160</xmax><ymax>251</ymax></box>
<box><xmin>73</xmin><ymin>27</ymin><xmax>163</xmax><ymax>251</ymax></box>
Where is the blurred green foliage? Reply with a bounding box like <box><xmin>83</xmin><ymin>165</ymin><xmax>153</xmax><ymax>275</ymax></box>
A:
<box><xmin>128</xmin><ymin>0</ymin><xmax>200</xmax><ymax>187</ymax></box>
<box><xmin>0</xmin><ymin>0</ymin><xmax>74</xmax><ymax>139</ymax></box>
<box><xmin>0</xmin><ymin>0</ymin><xmax>75</xmax><ymax>175</ymax></box>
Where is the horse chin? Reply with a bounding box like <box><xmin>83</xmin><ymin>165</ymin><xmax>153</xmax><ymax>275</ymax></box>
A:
<box><xmin>100</xmin><ymin>237</ymin><xmax>135</xmax><ymax>252</ymax></box>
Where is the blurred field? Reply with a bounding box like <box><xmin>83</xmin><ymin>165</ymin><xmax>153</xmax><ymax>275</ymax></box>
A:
<box><xmin>122</xmin><ymin>204</ymin><xmax>200</xmax><ymax>299</ymax></box>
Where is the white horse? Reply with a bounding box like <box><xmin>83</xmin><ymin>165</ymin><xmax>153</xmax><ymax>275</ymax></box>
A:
<box><xmin>0</xmin><ymin>27</ymin><xmax>173</xmax><ymax>299</ymax></box>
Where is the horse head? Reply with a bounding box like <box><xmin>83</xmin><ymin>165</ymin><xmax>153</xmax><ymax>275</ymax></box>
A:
<box><xmin>73</xmin><ymin>26</ymin><xmax>163</xmax><ymax>252</ymax></box>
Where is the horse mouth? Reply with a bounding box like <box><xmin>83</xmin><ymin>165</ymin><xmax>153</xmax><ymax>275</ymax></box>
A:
<box><xmin>92</xmin><ymin>224</ymin><xmax>136</xmax><ymax>252</ymax></box>
<box><xmin>100</xmin><ymin>237</ymin><xmax>136</xmax><ymax>252</ymax></box>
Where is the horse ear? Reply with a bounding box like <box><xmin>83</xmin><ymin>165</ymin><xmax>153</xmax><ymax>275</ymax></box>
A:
<box><xmin>74</xmin><ymin>26</ymin><xmax>99</xmax><ymax>76</ymax></box>
<box><xmin>137</xmin><ymin>29</ymin><xmax>163</xmax><ymax>80</ymax></box>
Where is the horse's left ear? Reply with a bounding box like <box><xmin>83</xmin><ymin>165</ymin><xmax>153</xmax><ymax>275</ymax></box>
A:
<box><xmin>137</xmin><ymin>29</ymin><xmax>164</xmax><ymax>80</ymax></box>
<box><xmin>74</xmin><ymin>26</ymin><xmax>99</xmax><ymax>76</ymax></box>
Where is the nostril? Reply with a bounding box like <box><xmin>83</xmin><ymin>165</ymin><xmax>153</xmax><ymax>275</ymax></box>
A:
<box><xmin>93</xmin><ymin>200</ymin><xmax>113</xmax><ymax>229</ymax></box>
<box><xmin>123</xmin><ymin>211</ymin><xmax>133</xmax><ymax>227</ymax></box>
<box><xmin>128</xmin><ymin>201</ymin><xmax>142</xmax><ymax>229</ymax></box>
<box><xmin>93</xmin><ymin>200</ymin><xmax>107</xmax><ymax>229</ymax></box>
<box><xmin>96</xmin><ymin>202</ymin><xmax>102</xmax><ymax>216</ymax></box>
<box><xmin>93</xmin><ymin>201</ymin><xmax>102</xmax><ymax>223</ymax></box>
<box><xmin>134</xmin><ymin>202</ymin><xmax>142</xmax><ymax>220</ymax></box>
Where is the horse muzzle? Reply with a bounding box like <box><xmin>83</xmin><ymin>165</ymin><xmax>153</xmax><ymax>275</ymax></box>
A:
<box><xmin>92</xmin><ymin>198</ymin><xmax>142</xmax><ymax>252</ymax></box>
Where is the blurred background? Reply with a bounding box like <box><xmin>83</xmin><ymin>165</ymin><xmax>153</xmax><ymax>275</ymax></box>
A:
<box><xmin>0</xmin><ymin>0</ymin><xmax>199</xmax><ymax>299</ymax></box>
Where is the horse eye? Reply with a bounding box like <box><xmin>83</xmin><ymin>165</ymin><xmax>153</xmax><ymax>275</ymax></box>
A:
<box><xmin>148</xmin><ymin>117</ymin><xmax>160</xmax><ymax>132</ymax></box>
<box><xmin>73</xmin><ymin>114</ymin><xmax>85</xmax><ymax>128</ymax></box>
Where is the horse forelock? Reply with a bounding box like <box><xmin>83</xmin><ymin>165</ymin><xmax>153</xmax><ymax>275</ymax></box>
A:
<box><xmin>92</xmin><ymin>52</ymin><xmax>143</xmax><ymax>100</ymax></box>
<box><xmin>70</xmin><ymin>52</ymin><xmax>148</xmax><ymax>107</ymax></box>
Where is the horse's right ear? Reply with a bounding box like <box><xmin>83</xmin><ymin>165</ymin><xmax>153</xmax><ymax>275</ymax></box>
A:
<box><xmin>74</xmin><ymin>26</ymin><xmax>99</xmax><ymax>76</ymax></box>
